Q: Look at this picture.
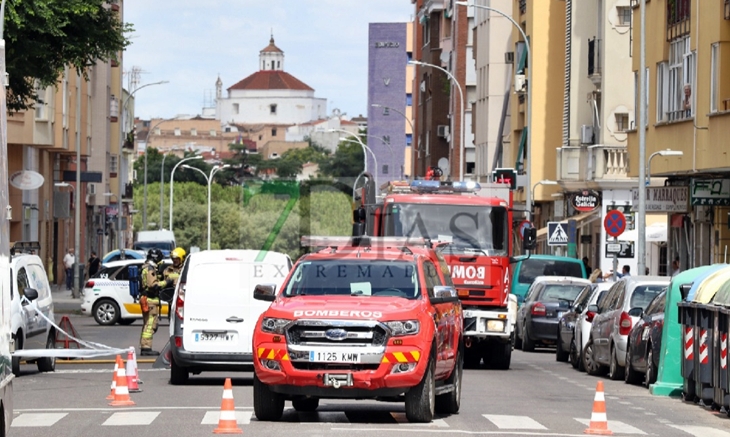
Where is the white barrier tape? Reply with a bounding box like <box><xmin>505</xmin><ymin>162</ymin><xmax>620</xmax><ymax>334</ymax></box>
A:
<box><xmin>14</xmin><ymin>296</ymin><xmax>132</xmax><ymax>359</ymax></box>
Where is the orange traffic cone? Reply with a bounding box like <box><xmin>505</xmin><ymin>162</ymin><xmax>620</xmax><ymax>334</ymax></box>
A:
<box><xmin>109</xmin><ymin>355</ymin><xmax>135</xmax><ymax>407</ymax></box>
<box><xmin>106</xmin><ymin>357</ymin><xmax>119</xmax><ymax>400</ymax></box>
<box><xmin>131</xmin><ymin>348</ymin><xmax>143</xmax><ymax>384</ymax></box>
<box><xmin>584</xmin><ymin>380</ymin><xmax>613</xmax><ymax>435</ymax></box>
<box><xmin>126</xmin><ymin>349</ymin><xmax>141</xmax><ymax>393</ymax></box>
<box><xmin>213</xmin><ymin>378</ymin><xmax>243</xmax><ymax>434</ymax></box>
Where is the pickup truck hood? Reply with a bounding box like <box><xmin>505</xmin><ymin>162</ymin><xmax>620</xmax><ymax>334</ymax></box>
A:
<box><xmin>267</xmin><ymin>296</ymin><xmax>423</xmax><ymax>321</ymax></box>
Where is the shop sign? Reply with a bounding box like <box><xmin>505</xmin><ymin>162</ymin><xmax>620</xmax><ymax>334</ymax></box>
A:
<box><xmin>631</xmin><ymin>186</ymin><xmax>689</xmax><ymax>212</ymax></box>
<box><xmin>570</xmin><ymin>190</ymin><xmax>601</xmax><ymax>212</ymax></box>
<box><xmin>9</xmin><ymin>170</ymin><xmax>44</xmax><ymax>190</ymax></box>
<box><xmin>691</xmin><ymin>179</ymin><xmax>730</xmax><ymax>206</ymax></box>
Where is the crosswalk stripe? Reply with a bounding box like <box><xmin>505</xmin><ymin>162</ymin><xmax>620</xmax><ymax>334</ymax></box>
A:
<box><xmin>201</xmin><ymin>411</ymin><xmax>252</xmax><ymax>425</ymax></box>
<box><xmin>574</xmin><ymin>418</ymin><xmax>646</xmax><ymax>435</ymax></box>
<box><xmin>669</xmin><ymin>425</ymin><xmax>730</xmax><ymax>437</ymax></box>
<box><xmin>103</xmin><ymin>412</ymin><xmax>160</xmax><ymax>426</ymax></box>
<box><xmin>483</xmin><ymin>414</ymin><xmax>547</xmax><ymax>430</ymax></box>
<box><xmin>12</xmin><ymin>413</ymin><xmax>67</xmax><ymax>427</ymax></box>
<box><xmin>390</xmin><ymin>412</ymin><xmax>448</xmax><ymax>427</ymax></box>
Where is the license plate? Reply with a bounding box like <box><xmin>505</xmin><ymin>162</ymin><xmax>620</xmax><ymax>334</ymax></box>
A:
<box><xmin>309</xmin><ymin>351</ymin><xmax>360</xmax><ymax>363</ymax></box>
<box><xmin>195</xmin><ymin>332</ymin><xmax>236</xmax><ymax>342</ymax></box>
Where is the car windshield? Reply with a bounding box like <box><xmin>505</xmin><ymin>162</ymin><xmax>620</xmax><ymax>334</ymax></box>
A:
<box><xmin>284</xmin><ymin>260</ymin><xmax>420</xmax><ymax>299</ymax></box>
<box><xmin>538</xmin><ymin>284</ymin><xmax>587</xmax><ymax>305</ymax></box>
<box><xmin>630</xmin><ymin>285</ymin><xmax>667</xmax><ymax>310</ymax></box>
<box><xmin>383</xmin><ymin>203</ymin><xmax>508</xmax><ymax>255</ymax></box>
<box><xmin>133</xmin><ymin>241</ymin><xmax>173</xmax><ymax>252</ymax></box>
<box><xmin>518</xmin><ymin>259</ymin><xmax>584</xmax><ymax>283</ymax></box>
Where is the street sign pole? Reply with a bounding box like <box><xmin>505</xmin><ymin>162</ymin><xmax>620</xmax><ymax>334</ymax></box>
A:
<box><xmin>613</xmin><ymin>236</ymin><xmax>619</xmax><ymax>282</ymax></box>
<box><xmin>567</xmin><ymin>219</ymin><xmax>577</xmax><ymax>258</ymax></box>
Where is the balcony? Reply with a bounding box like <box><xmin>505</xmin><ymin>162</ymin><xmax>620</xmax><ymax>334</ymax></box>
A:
<box><xmin>588</xmin><ymin>38</ymin><xmax>601</xmax><ymax>85</ymax></box>
<box><xmin>666</xmin><ymin>0</ymin><xmax>691</xmax><ymax>41</ymax></box>
<box><xmin>557</xmin><ymin>145</ymin><xmax>633</xmax><ymax>190</ymax></box>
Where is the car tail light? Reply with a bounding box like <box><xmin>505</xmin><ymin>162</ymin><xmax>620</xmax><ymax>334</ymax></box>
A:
<box><xmin>176</xmin><ymin>284</ymin><xmax>185</xmax><ymax>320</ymax></box>
<box><xmin>619</xmin><ymin>311</ymin><xmax>632</xmax><ymax>335</ymax></box>
<box><xmin>531</xmin><ymin>303</ymin><xmax>546</xmax><ymax>317</ymax></box>
<box><xmin>174</xmin><ymin>336</ymin><xmax>182</xmax><ymax>348</ymax></box>
<box><xmin>585</xmin><ymin>311</ymin><xmax>596</xmax><ymax>323</ymax></box>
<box><xmin>85</xmin><ymin>281</ymin><xmax>94</xmax><ymax>288</ymax></box>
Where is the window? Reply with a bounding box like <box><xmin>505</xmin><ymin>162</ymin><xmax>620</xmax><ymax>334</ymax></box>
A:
<box><xmin>16</xmin><ymin>267</ymin><xmax>30</xmax><ymax>303</ymax></box>
<box><xmin>190</xmin><ymin>128</ymin><xmax>197</xmax><ymax>136</ymax></box>
<box><xmin>382</xmin><ymin>164</ymin><xmax>389</xmax><ymax>175</ymax></box>
<box><xmin>422</xmin><ymin>261</ymin><xmax>443</xmax><ymax>298</ymax></box>
<box><xmin>233</xmin><ymin>103</ymin><xmax>239</xmax><ymax>115</ymax></box>
<box><xmin>406</xmin><ymin>93</ymin><xmax>413</xmax><ymax>106</ymax></box>
<box><xmin>422</xmin><ymin>17</ymin><xmax>430</xmax><ymax>46</ymax></box>
<box><xmin>210</xmin><ymin>130</ymin><xmax>217</xmax><ymax>137</ymax></box>
<box><xmin>406</xmin><ymin>133</ymin><xmax>413</xmax><ymax>146</ymax></box>
<box><xmin>154</xmin><ymin>128</ymin><xmax>161</xmax><ymax>135</ymax></box>
<box><xmin>174</xmin><ymin>128</ymin><xmax>181</xmax><ymax>136</ymax></box>
<box><xmin>657</xmin><ymin>62</ymin><xmax>669</xmax><ymax>122</ymax></box>
<box><xmin>272</xmin><ymin>128</ymin><xmax>277</xmax><ymax>136</ymax></box>
<box><xmin>277</xmin><ymin>61</ymin><xmax>280</xmax><ymax>69</ymax></box>
<box><xmin>711</xmin><ymin>43</ymin><xmax>719</xmax><ymax>113</ymax></box>
<box><xmin>617</xmin><ymin>6</ymin><xmax>631</xmax><ymax>25</ymax></box>
<box><xmin>668</xmin><ymin>36</ymin><xmax>691</xmax><ymax>121</ymax></box>
<box><xmin>110</xmin><ymin>155</ymin><xmax>118</xmax><ymax>173</ymax></box>
<box><xmin>34</xmin><ymin>82</ymin><xmax>47</xmax><ymax>120</ymax></box>
<box><xmin>270</xmin><ymin>104</ymin><xmax>277</xmax><ymax>115</ymax></box>
<box><xmin>615</xmin><ymin>113</ymin><xmax>629</xmax><ymax>132</ymax></box>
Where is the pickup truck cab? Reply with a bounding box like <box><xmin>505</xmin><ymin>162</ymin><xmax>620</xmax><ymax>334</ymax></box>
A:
<box><xmin>252</xmin><ymin>236</ymin><xmax>463</xmax><ymax>423</ymax></box>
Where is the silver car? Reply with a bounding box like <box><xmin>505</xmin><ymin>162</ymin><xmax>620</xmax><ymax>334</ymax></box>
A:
<box><xmin>584</xmin><ymin>276</ymin><xmax>669</xmax><ymax>379</ymax></box>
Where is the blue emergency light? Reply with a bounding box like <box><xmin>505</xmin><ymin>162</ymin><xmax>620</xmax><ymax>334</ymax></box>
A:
<box><xmin>409</xmin><ymin>180</ymin><xmax>481</xmax><ymax>193</ymax></box>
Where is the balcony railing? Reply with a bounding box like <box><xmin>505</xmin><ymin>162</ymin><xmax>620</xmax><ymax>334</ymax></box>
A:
<box><xmin>588</xmin><ymin>38</ymin><xmax>601</xmax><ymax>77</ymax></box>
<box><xmin>667</xmin><ymin>0</ymin><xmax>691</xmax><ymax>41</ymax></box>
<box><xmin>557</xmin><ymin>145</ymin><xmax>630</xmax><ymax>183</ymax></box>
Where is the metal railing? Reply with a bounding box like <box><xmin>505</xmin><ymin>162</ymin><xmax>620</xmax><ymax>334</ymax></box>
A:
<box><xmin>588</xmin><ymin>38</ymin><xmax>601</xmax><ymax>77</ymax></box>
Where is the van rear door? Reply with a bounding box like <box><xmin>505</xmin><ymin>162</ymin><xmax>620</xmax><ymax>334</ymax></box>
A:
<box><xmin>182</xmin><ymin>260</ymin><xmax>253</xmax><ymax>354</ymax></box>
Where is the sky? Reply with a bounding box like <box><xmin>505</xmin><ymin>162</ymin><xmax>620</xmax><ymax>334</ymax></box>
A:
<box><xmin>123</xmin><ymin>1</ymin><xmax>413</xmax><ymax>121</ymax></box>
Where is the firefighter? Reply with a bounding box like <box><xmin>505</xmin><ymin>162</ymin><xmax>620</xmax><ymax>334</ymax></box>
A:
<box><xmin>163</xmin><ymin>247</ymin><xmax>186</xmax><ymax>288</ymax></box>
<box><xmin>139</xmin><ymin>248</ymin><xmax>167</xmax><ymax>356</ymax></box>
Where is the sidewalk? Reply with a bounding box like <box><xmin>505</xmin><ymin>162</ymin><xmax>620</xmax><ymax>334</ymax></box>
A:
<box><xmin>50</xmin><ymin>283</ymin><xmax>83</xmax><ymax>315</ymax></box>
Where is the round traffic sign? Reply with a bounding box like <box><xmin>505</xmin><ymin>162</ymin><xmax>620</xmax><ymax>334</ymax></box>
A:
<box><xmin>518</xmin><ymin>220</ymin><xmax>532</xmax><ymax>240</ymax></box>
<box><xmin>604</xmin><ymin>210</ymin><xmax>627</xmax><ymax>238</ymax></box>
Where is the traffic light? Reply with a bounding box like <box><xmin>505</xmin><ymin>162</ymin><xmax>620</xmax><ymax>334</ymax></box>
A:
<box><xmin>492</xmin><ymin>168</ymin><xmax>517</xmax><ymax>190</ymax></box>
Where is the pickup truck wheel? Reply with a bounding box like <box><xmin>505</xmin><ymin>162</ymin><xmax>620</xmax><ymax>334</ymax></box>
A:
<box><xmin>169</xmin><ymin>355</ymin><xmax>189</xmax><ymax>385</ymax></box>
<box><xmin>253</xmin><ymin>373</ymin><xmax>284</xmax><ymax>421</ymax></box>
<box><xmin>405</xmin><ymin>359</ymin><xmax>435</xmax><ymax>423</ymax></box>
<box><xmin>436</xmin><ymin>350</ymin><xmax>462</xmax><ymax>414</ymax></box>
<box><xmin>292</xmin><ymin>398</ymin><xmax>319</xmax><ymax>412</ymax></box>
<box><xmin>37</xmin><ymin>331</ymin><xmax>56</xmax><ymax>373</ymax></box>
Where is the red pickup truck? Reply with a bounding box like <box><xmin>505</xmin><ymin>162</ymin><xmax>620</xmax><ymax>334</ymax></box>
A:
<box><xmin>252</xmin><ymin>236</ymin><xmax>464</xmax><ymax>423</ymax></box>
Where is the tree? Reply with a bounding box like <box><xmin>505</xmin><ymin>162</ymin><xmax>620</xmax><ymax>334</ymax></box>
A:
<box><xmin>4</xmin><ymin>0</ymin><xmax>132</xmax><ymax>112</ymax></box>
<box><xmin>319</xmin><ymin>141</ymin><xmax>364</xmax><ymax>178</ymax></box>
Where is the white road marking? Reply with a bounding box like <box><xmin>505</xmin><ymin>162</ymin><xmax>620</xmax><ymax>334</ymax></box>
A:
<box><xmin>390</xmin><ymin>412</ymin><xmax>448</xmax><ymax>427</ymax></box>
<box><xmin>669</xmin><ymin>425</ymin><xmax>730</xmax><ymax>437</ymax></box>
<box><xmin>574</xmin><ymin>418</ymin><xmax>647</xmax><ymax>435</ymax></box>
<box><xmin>11</xmin><ymin>413</ymin><xmax>67</xmax><ymax>427</ymax></box>
<box><xmin>16</xmin><ymin>406</ymin><xmax>253</xmax><ymax>412</ymax></box>
<box><xmin>201</xmin><ymin>410</ymin><xmax>252</xmax><ymax>425</ymax></box>
<box><xmin>103</xmin><ymin>411</ymin><xmax>160</xmax><ymax>426</ymax></box>
<box><xmin>483</xmin><ymin>414</ymin><xmax>547</xmax><ymax>430</ymax></box>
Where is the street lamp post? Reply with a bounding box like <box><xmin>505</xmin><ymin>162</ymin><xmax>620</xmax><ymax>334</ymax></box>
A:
<box><xmin>55</xmin><ymin>182</ymin><xmax>81</xmax><ymax>297</ymax></box>
<box><xmin>143</xmin><ymin>116</ymin><xmax>179</xmax><ymax>230</ymax></box>
<box><xmin>342</xmin><ymin>139</ymin><xmax>378</xmax><ymax>190</ymax></box>
<box><xmin>159</xmin><ymin>146</ymin><xmax>181</xmax><ymax>230</ymax></box>
<box><xmin>361</xmin><ymin>133</ymin><xmax>394</xmax><ymax>181</ymax></box>
<box><xmin>531</xmin><ymin>180</ymin><xmax>558</xmax><ymax>209</ymax></box>
<box><xmin>327</xmin><ymin>128</ymin><xmax>369</xmax><ymax>173</ymax></box>
<box><xmin>182</xmin><ymin>164</ymin><xmax>230</xmax><ymax>250</ymax></box>
<box><xmin>455</xmin><ymin>1</ymin><xmax>532</xmax><ymax>219</ymax></box>
<box><xmin>371</xmin><ymin>103</ymin><xmax>414</xmax><ymax>179</ymax></box>
<box><xmin>409</xmin><ymin>60</ymin><xmax>465</xmax><ymax>182</ymax></box>
<box><xmin>119</xmin><ymin>80</ymin><xmax>169</xmax><ymax>249</ymax></box>
<box><xmin>646</xmin><ymin>149</ymin><xmax>683</xmax><ymax>186</ymax></box>
<box><xmin>169</xmin><ymin>155</ymin><xmax>202</xmax><ymax>232</ymax></box>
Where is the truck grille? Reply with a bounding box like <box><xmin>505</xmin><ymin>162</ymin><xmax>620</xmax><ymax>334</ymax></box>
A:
<box><xmin>286</xmin><ymin>320</ymin><xmax>388</xmax><ymax>347</ymax></box>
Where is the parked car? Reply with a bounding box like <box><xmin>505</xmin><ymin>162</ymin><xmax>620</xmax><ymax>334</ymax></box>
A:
<box><xmin>102</xmin><ymin>249</ymin><xmax>145</xmax><ymax>264</ymax></box>
<box><xmin>625</xmin><ymin>289</ymin><xmax>667</xmax><ymax>387</ymax></box>
<box><xmin>10</xmin><ymin>251</ymin><xmax>56</xmax><ymax>375</ymax></box>
<box><xmin>584</xmin><ymin>276</ymin><xmax>670</xmax><ymax>379</ymax></box>
<box><xmin>515</xmin><ymin>276</ymin><xmax>592</xmax><ymax>352</ymax></box>
<box><xmin>81</xmin><ymin>259</ymin><xmax>171</xmax><ymax>325</ymax></box>
<box><xmin>511</xmin><ymin>255</ymin><xmax>587</xmax><ymax>304</ymax></box>
<box><xmin>168</xmin><ymin>250</ymin><xmax>292</xmax><ymax>385</ymax></box>
<box><xmin>556</xmin><ymin>282</ymin><xmax>598</xmax><ymax>362</ymax></box>
<box><xmin>571</xmin><ymin>282</ymin><xmax>612</xmax><ymax>371</ymax></box>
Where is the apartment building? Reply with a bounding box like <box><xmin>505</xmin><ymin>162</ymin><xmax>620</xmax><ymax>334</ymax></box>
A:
<box><xmin>628</xmin><ymin>0</ymin><xmax>730</xmax><ymax>271</ymax></box>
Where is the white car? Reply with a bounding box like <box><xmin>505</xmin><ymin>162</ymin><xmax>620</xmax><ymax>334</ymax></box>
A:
<box><xmin>81</xmin><ymin>259</ymin><xmax>170</xmax><ymax>325</ymax></box>
<box><xmin>574</xmin><ymin>282</ymin><xmax>612</xmax><ymax>372</ymax></box>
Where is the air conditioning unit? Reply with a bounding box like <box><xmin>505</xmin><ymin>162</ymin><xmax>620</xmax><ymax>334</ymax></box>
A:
<box><xmin>505</xmin><ymin>52</ymin><xmax>515</xmax><ymax>64</ymax></box>
<box><xmin>580</xmin><ymin>125</ymin><xmax>594</xmax><ymax>145</ymax></box>
<box><xmin>437</xmin><ymin>125</ymin><xmax>450</xmax><ymax>138</ymax></box>
<box><xmin>88</xmin><ymin>183</ymin><xmax>96</xmax><ymax>195</ymax></box>
<box><xmin>514</xmin><ymin>74</ymin><xmax>526</xmax><ymax>93</ymax></box>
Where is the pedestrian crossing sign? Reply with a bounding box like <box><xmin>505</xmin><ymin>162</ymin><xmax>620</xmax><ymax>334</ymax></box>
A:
<box><xmin>547</xmin><ymin>222</ymin><xmax>568</xmax><ymax>246</ymax></box>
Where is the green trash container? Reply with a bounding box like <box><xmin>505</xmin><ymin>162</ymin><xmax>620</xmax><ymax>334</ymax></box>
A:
<box><xmin>708</xmin><ymin>273</ymin><xmax>730</xmax><ymax>410</ymax></box>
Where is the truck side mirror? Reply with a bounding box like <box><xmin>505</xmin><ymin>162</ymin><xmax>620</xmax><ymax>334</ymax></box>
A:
<box><xmin>523</xmin><ymin>227</ymin><xmax>537</xmax><ymax>251</ymax></box>
<box><xmin>352</xmin><ymin>206</ymin><xmax>367</xmax><ymax>237</ymax></box>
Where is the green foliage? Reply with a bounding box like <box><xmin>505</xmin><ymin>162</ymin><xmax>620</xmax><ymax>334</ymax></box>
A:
<box><xmin>132</xmin><ymin>181</ymin><xmax>353</xmax><ymax>260</ymax></box>
<box><xmin>319</xmin><ymin>141</ymin><xmax>364</xmax><ymax>178</ymax></box>
<box><xmin>5</xmin><ymin>0</ymin><xmax>132</xmax><ymax>112</ymax></box>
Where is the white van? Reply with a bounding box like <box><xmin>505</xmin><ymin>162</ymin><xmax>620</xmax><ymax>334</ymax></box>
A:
<box><xmin>9</xmin><ymin>252</ymin><xmax>56</xmax><ymax>375</ymax></box>
<box><xmin>167</xmin><ymin>250</ymin><xmax>291</xmax><ymax>385</ymax></box>
<box><xmin>133</xmin><ymin>230</ymin><xmax>176</xmax><ymax>255</ymax></box>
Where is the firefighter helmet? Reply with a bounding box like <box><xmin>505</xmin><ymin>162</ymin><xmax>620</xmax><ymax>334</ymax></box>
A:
<box><xmin>171</xmin><ymin>247</ymin><xmax>186</xmax><ymax>262</ymax></box>
<box><xmin>147</xmin><ymin>248</ymin><xmax>164</xmax><ymax>264</ymax></box>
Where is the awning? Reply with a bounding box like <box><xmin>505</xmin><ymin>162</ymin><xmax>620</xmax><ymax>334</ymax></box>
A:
<box><xmin>617</xmin><ymin>223</ymin><xmax>667</xmax><ymax>243</ymax></box>
<box><xmin>536</xmin><ymin>209</ymin><xmax>600</xmax><ymax>241</ymax></box>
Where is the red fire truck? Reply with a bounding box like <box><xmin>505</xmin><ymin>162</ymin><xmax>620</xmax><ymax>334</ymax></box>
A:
<box><xmin>354</xmin><ymin>179</ymin><xmax>536</xmax><ymax>369</ymax></box>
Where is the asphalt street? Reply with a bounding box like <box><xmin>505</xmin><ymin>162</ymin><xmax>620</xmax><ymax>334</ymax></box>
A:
<box><xmin>10</xmin><ymin>312</ymin><xmax>730</xmax><ymax>437</ymax></box>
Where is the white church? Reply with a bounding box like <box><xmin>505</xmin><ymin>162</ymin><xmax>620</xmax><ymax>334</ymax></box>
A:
<box><xmin>215</xmin><ymin>36</ymin><xmax>328</xmax><ymax>125</ymax></box>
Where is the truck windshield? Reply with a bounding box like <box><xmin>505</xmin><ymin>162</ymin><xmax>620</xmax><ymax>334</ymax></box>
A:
<box><xmin>284</xmin><ymin>260</ymin><xmax>420</xmax><ymax>299</ymax></box>
<box><xmin>383</xmin><ymin>203</ymin><xmax>508</xmax><ymax>255</ymax></box>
